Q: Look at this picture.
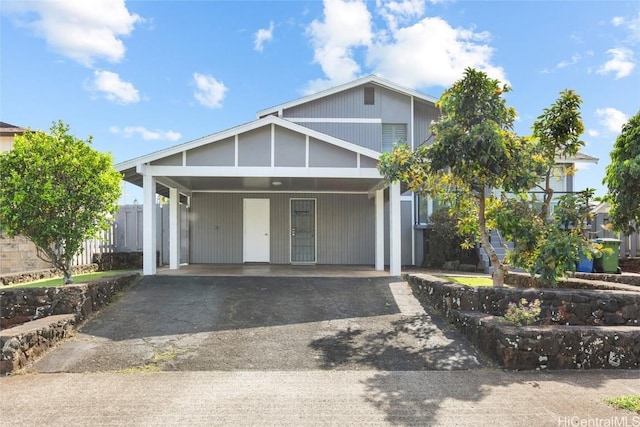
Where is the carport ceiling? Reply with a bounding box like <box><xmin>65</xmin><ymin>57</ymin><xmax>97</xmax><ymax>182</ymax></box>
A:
<box><xmin>122</xmin><ymin>172</ymin><xmax>384</xmax><ymax>194</ymax></box>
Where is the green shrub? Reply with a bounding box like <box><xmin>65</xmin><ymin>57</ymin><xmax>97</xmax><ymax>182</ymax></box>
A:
<box><xmin>504</xmin><ymin>298</ymin><xmax>541</xmax><ymax>326</ymax></box>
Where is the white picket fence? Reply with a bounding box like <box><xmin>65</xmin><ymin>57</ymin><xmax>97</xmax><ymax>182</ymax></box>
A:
<box><xmin>72</xmin><ymin>227</ymin><xmax>115</xmax><ymax>266</ymax></box>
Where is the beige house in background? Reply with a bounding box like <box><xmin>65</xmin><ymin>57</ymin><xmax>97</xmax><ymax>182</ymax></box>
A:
<box><xmin>0</xmin><ymin>122</ymin><xmax>52</xmax><ymax>274</ymax></box>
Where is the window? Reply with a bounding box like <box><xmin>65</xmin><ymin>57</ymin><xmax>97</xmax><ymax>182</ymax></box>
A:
<box><xmin>364</xmin><ymin>86</ymin><xmax>375</xmax><ymax>105</ymax></box>
<box><xmin>382</xmin><ymin>123</ymin><xmax>407</xmax><ymax>152</ymax></box>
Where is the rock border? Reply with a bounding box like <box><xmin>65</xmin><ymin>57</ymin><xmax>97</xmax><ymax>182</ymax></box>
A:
<box><xmin>405</xmin><ymin>273</ymin><xmax>640</xmax><ymax>370</ymax></box>
<box><xmin>0</xmin><ymin>273</ymin><xmax>140</xmax><ymax>375</ymax></box>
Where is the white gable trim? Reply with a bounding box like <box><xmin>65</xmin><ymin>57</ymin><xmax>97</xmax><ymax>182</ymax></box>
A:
<box><xmin>256</xmin><ymin>75</ymin><xmax>438</xmax><ymax>119</ymax></box>
<box><xmin>116</xmin><ymin>115</ymin><xmax>380</xmax><ymax>172</ymax></box>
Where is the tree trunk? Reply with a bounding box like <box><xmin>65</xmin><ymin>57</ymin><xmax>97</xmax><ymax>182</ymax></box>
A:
<box><xmin>478</xmin><ymin>191</ymin><xmax>504</xmax><ymax>287</ymax></box>
<box><xmin>62</xmin><ymin>260</ymin><xmax>73</xmax><ymax>285</ymax></box>
<box><xmin>540</xmin><ymin>171</ymin><xmax>553</xmax><ymax>220</ymax></box>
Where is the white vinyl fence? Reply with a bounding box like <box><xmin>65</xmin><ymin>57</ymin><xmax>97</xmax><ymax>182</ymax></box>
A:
<box><xmin>73</xmin><ymin>203</ymin><xmax>189</xmax><ymax>267</ymax></box>
<box><xmin>591</xmin><ymin>211</ymin><xmax>639</xmax><ymax>257</ymax></box>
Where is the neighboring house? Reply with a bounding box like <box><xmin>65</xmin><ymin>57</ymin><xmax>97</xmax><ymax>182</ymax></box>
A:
<box><xmin>0</xmin><ymin>121</ymin><xmax>23</xmax><ymax>153</ymax></box>
<box><xmin>116</xmin><ymin>75</ymin><xmax>597</xmax><ymax>276</ymax></box>
<box><xmin>0</xmin><ymin>122</ymin><xmax>53</xmax><ymax>274</ymax></box>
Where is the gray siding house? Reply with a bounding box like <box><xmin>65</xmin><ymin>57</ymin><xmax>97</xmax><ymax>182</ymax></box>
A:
<box><xmin>118</xmin><ymin>75</ymin><xmax>439</xmax><ymax>276</ymax></box>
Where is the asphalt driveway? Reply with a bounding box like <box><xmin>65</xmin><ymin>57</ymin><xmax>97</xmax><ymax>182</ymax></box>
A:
<box><xmin>31</xmin><ymin>275</ymin><xmax>489</xmax><ymax>373</ymax></box>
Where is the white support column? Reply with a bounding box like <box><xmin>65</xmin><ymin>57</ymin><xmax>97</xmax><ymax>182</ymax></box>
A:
<box><xmin>389</xmin><ymin>182</ymin><xmax>402</xmax><ymax>276</ymax></box>
<box><xmin>375</xmin><ymin>189</ymin><xmax>384</xmax><ymax>271</ymax></box>
<box><xmin>143</xmin><ymin>173</ymin><xmax>157</xmax><ymax>275</ymax></box>
<box><xmin>169</xmin><ymin>187</ymin><xmax>180</xmax><ymax>270</ymax></box>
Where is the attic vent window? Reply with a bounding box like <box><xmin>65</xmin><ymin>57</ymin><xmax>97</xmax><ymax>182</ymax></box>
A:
<box><xmin>364</xmin><ymin>87</ymin><xmax>375</xmax><ymax>105</ymax></box>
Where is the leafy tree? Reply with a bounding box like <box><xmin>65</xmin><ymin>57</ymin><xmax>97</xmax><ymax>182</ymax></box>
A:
<box><xmin>379</xmin><ymin>68</ymin><xmax>540</xmax><ymax>286</ymax></box>
<box><xmin>531</xmin><ymin>90</ymin><xmax>585</xmax><ymax>219</ymax></box>
<box><xmin>604</xmin><ymin>110</ymin><xmax>640</xmax><ymax>234</ymax></box>
<box><xmin>0</xmin><ymin>121</ymin><xmax>121</xmax><ymax>284</ymax></box>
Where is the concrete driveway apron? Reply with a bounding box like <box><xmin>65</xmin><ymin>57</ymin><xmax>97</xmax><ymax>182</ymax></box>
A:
<box><xmin>30</xmin><ymin>275</ymin><xmax>489</xmax><ymax>373</ymax></box>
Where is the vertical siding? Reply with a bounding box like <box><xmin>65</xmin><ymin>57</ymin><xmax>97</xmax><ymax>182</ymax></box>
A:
<box><xmin>299</xmin><ymin>122</ymin><xmax>382</xmax><ymax>151</ymax></box>
<box><xmin>380</xmin><ymin>87</ymin><xmax>411</xmax><ymax>123</ymax></box>
<box><xmin>414</xmin><ymin>101</ymin><xmax>440</xmax><ymax>147</ymax></box>
<box><xmin>317</xmin><ymin>194</ymin><xmax>375</xmax><ymax>264</ymax></box>
<box><xmin>189</xmin><ymin>193</ymin><xmax>375</xmax><ymax>265</ymax></box>
<box><xmin>190</xmin><ymin>193</ymin><xmax>243</xmax><ymax>263</ymax></box>
<box><xmin>284</xmin><ymin>86</ymin><xmax>381</xmax><ymax>118</ymax></box>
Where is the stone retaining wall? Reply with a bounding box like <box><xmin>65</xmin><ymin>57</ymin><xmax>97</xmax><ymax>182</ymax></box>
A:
<box><xmin>408</xmin><ymin>274</ymin><xmax>640</xmax><ymax>327</ymax></box>
<box><xmin>92</xmin><ymin>252</ymin><xmax>144</xmax><ymax>271</ymax></box>
<box><xmin>0</xmin><ymin>273</ymin><xmax>140</xmax><ymax>329</ymax></box>
<box><xmin>450</xmin><ymin>311</ymin><xmax>640</xmax><ymax>370</ymax></box>
<box><xmin>0</xmin><ymin>273</ymin><xmax>140</xmax><ymax>375</ymax></box>
<box><xmin>0</xmin><ymin>264</ymin><xmax>99</xmax><ymax>287</ymax></box>
<box><xmin>620</xmin><ymin>258</ymin><xmax>640</xmax><ymax>273</ymax></box>
<box><xmin>405</xmin><ymin>274</ymin><xmax>640</xmax><ymax>369</ymax></box>
<box><xmin>0</xmin><ymin>314</ymin><xmax>76</xmax><ymax>374</ymax></box>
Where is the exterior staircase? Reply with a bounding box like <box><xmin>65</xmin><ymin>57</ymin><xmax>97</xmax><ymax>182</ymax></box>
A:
<box><xmin>479</xmin><ymin>230</ymin><xmax>515</xmax><ymax>274</ymax></box>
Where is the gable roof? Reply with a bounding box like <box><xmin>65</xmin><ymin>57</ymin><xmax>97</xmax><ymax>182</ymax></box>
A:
<box><xmin>256</xmin><ymin>75</ymin><xmax>438</xmax><ymax>118</ymax></box>
<box><xmin>116</xmin><ymin>114</ymin><xmax>381</xmax><ymax>173</ymax></box>
<box><xmin>0</xmin><ymin>122</ymin><xmax>27</xmax><ymax>136</ymax></box>
<box><xmin>555</xmin><ymin>152</ymin><xmax>599</xmax><ymax>164</ymax></box>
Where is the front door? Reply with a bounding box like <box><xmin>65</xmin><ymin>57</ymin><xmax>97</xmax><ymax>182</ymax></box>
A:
<box><xmin>243</xmin><ymin>199</ymin><xmax>270</xmax><ymax>262</ymax></box>
<box><xmin>290</xmin><ymin>199</ymin><xmax>316</xmax><ymax>263</ymax></box>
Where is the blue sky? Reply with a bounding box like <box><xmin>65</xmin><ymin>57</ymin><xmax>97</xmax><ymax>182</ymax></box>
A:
<box><xmin>1</xmin><ymin>0</ymin><xmax>639</xmax><ymax>202</ymax></box>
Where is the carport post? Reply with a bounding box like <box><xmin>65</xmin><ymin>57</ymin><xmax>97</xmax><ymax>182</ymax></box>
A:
<box><xmin>375</xmin><ymin>189</ymin><xmax>384</xmax><ymax>271</ymax></box>
<box><xmin>169</xmin><ymin>187</ymin><xmax>180</xmax><ymax>270</ymax></box>
<box><xmin>389</xmin><ymin>182</ymin><xmax>401</xmax><ymax>276</ymax></box>
<box><xmin>142</xmin><ymin>173</ymin><xmax>157</xmax><ymax>275</ymax></box>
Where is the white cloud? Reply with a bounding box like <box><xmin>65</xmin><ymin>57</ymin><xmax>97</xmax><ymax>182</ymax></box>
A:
<box><xmin>4</xmin><ymin>0</ymin><xmax>142</xmax><ymax>67</ymax></box>
<box><xmin>110</xmin><ymin>126</ymin><xmax>181</xmax><ymax>141</ymax></box>
<box><xmin>595</xmin><ymin>108</ymin><xmax>628</xmax><ymax>133</ymax></box>
<box><xmin>254</xmin><ymin>21</ymin><xmax>274</xmax><ymax>52</ymax></box>
<box><xmin>90</xmin><ymin>70</ymin><xmax>140</xmax><ymax>104</ymax></box>
<box><xmin>587</xmin><ymin>129</ymin><xmax>600</xmax><ymax>138</ymax></box>
<box><xmin>597</xmin><ymin>47</ymin><xmax>635</xmax><ymax>79</ymax></box>
<box><xmin>193</xmin><ymin>73</ymin><xmax>228</xmax><ymax>108</ymax></box>
<box><xmin>305</xmin><ymin>0</ymin><xmax>373</xmax><ymax>93</ymax></box>
<box><xmin>377</xmin><ymin>0</ymin><xmax>425</xmax><ymax>33</ymax></box>
<box><xmin>612</xmin><ymin>16</ymin><xmax>624</xmax><ymax>27</ymax></box>
<box><xmin>367</xmin><ymin>17</ymin><xmax>507</xmax><ymax>88</ymax></box>
<box><xmin>556</xmin><ymin>54</ymin><xmax>581</xmax><ymax>69</ymax></box>
<box><xmin>305</xmin><ymin>0</ymin><xmax>507</xmax><ymax>93</ymax></box>
<box><xmin>612</xmin><ymin>12</ymin><xmax>640</xmax><ymax>42</ymax></box>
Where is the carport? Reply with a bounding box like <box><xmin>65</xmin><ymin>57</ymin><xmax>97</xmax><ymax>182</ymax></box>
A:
<box><xmin>117</xmin><ymin>115</ymin><xmax>404</xmax><ymax>276</ymax></box>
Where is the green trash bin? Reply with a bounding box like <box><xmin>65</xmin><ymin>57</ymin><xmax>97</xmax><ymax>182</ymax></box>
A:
<box><xmin>593</xmin><ymin>238</ymin><xmax>621</xmax><ymax>274</ymax></box>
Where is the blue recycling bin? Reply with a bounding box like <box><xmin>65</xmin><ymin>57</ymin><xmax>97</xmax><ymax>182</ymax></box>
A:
<box><xmin>576</xmin><ymin>256</ymin><xmax>594</xmax><ymax>273</ymax></box>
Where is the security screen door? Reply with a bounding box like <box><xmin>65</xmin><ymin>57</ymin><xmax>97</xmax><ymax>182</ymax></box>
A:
<box><xmin>290</xmin><ymin>199</ymin><xmax>316</xmax><ymax>263</ymax></box>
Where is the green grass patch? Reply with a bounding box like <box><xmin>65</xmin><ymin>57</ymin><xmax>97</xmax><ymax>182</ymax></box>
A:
<box><xmin>605</xmin><ymin>394</ymin><xmax>640</xmax><ymax>414</ymax></box>
<box><xmin>4</xmin><ymin>270</ymin><xmax>132</xmax><ymax>289</ymax></box>
<box><xmin>440</xmin><ymin>275</ymin><xmax>494</xmax><ymax>287</ymax></box>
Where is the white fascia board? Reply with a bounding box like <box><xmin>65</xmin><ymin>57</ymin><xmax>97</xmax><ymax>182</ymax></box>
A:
<box><xmin>554</xmin><ymin>155</ymin><xmax>599</xmax><ymax>164</ymax></box>
<box><xmin>256</xmin><ymin>75</ymin><xmax>437</xmax><ymax>118</ymax></box>
<box><xmin>144</xmin><ymin>165</ymin><xmax>382</xmax><ymax>179</ymax></box>
<box><xmin>287</xmin><ymin>118</ymin><xmax>382</xmax><ymax>124</ymax></box>
<box><xmin>116</xmin><ymin>116</ymin><xmax>280</xmax><ymax>172</ymax></box>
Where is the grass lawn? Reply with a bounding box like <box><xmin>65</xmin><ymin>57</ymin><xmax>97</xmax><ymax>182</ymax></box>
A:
<box><xmin>605</xmin><ymin>394</ymin><xmax>640</xmax><ymax>414</ymax></box>
<box><xmin>440</xmin><ymin>275</ymin><xmax>494</xmax><ymax>287</ymax></box>
<box><xmin>4</xmin><ymin>270</ymin><xmax>133</xmax><ymax>289</ymax></box>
